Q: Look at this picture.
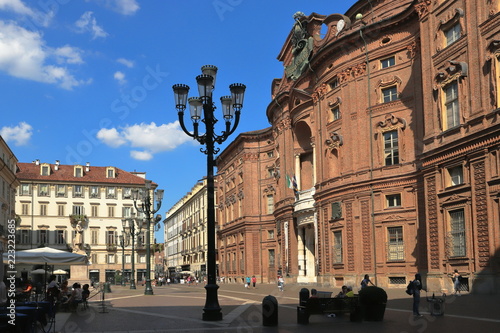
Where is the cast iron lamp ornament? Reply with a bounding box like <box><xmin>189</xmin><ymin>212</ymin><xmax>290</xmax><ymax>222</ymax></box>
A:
<box><xmin>119</xmin><ymin>234</ymin><xmax>127</xmax><ymax>286</ymax></box>
<box><xmin>121</xmin><ymin>212</ymin><xmax>143</xmax><ymax>290</ymax></box>
<box><xmin>132</xmin><ymin>180</ymin><xmax>164</xmax><ymax>295</ymax></box>
<box><xmin>173</xmin><ymin>65</ymin><xmax>245</xmax><ymax>321</ymax></box>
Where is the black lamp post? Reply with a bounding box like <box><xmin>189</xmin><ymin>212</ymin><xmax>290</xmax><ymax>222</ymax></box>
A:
<box><xmin>173</xmin><ymin>65</ymin><xmax>245</xmax><ymax>321</ymax></box>
<box><xmin>119</xmin><ymin>234</ymin><xmax>126</xmax><ymax>286</ymax></box>
<box><xmin>121</xmin><ymin>213</ymin><xmax>143</xmax><ymax>290</ymax></box>
<box><xmin>132</xmin><ymin>180</ymin><xmax>163</xmax><ymax>295</ymax></box>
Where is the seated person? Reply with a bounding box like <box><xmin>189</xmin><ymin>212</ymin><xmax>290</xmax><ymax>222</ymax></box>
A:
<box><xmin>345</xmin><ymin>286</ymin><xmax>354</xmax><ymax>297</ymax></box>
<box><xmin>82</xmin><ymin>284</ymin><xmax>90</xmax><ymax>302</ymax></box>
<box><xmin>310</xmin><ymin>289</ymin><xmax>318</xmax><ymax>298</ymax></box>
<box><xmin>59</xmin><ymin>281</ymin><xmax>71</xmax><ymax>303</ymax></box>
<box><xmin>336</xmin><ymin>285</ymin><xmax>348</xmax><ymax>298</ymax></box>
<box><xmin>65</xmin><ymin>283</ymin><xmax>83</xmax><ymax>310</ymax></box>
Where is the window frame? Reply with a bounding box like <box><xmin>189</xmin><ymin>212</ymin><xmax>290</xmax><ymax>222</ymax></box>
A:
<box><xmin>383</xmin><ymin>130</ymin><xmax>399</xmax><ymax>166</ymax></box>
<box><xmin>382</xmin><ymin>86</ymin><xmax>399</xmax><ymax>103</ymax></box>
<box><xmin>332</xmin><ymin>231</ymin><xmax>343</xmax><ymax>264</ymax></box>
<box><xmin>386</xmin><ymin>193</ymin><xmax>402</xmax><ymax>208</ymax></box>
<box><xmin>445</xmin><ymin>22</ymin><xmax>461</xmax><ymax>47</ymax></box>
<box><xmin>443</xmin><ymin>81</ymin><xmax>460</xmax><ymax>130</ymax></box>
<box><xmin>387</xmin><ymin>226</ymin><xmax>404</xmax><ymax>261</ymax></box>
<box><xmin>380</xmin><ymin>56</ymin><xmax>395</xmax><ymax>69</ymax></box>
<box><xmin>448</xmin><ymin>208</ymin><xmax>466</xmax><ymax>257</ymax></box>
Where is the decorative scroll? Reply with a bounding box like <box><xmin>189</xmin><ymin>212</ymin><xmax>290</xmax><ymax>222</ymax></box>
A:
<box><xmin>427</xmin><ymin>176</ymin><xmax>440</xmax><ymax>270</ymax></box>
<box><xmin>361</xmin><ymin>200</ymin><xmax>372</xmax><ymax>271</ymax></box>
<box><xmin>346</xmin><ymin>202</ymin><xmax>354</xmax><ymax>271</ymax></box>
<box><xmin>325</xmin><ymin>132</ymin><xmax>344</xmax><ymax>150</ymax></box>
<box><xmin>376</xmin><ymin>113</ymin><xmax>407</xmax><ymax>132</ymax></box>
<box><xmin>473</xmin><ymin>161</ymin><xmax>490</xmax><ymax>267</ymax></box>
<box><xmin>415</xmin><ymin>0</ymin><xmax>432</xmax><ymax>19</ymax></box>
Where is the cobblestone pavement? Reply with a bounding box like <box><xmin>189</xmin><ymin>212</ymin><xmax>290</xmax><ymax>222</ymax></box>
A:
<box><xmin>52</xmin><ymin>282</ymin><xmax>500</xmax><ymax>333</ymax></box>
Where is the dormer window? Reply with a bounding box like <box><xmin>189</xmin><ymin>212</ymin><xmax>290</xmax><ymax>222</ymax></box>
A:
<box><xmin>41</xmin><ymin>164</ymin><xmax>50</xmax><ymax>176</ymax></box>
<box><xmin>106</xmin><ymin>167</ymin><xmax>116</xmax><ymax>178</ymax></box>
<box><xmin>74</xmin><ymin>166</ymin><xmax>83</xmax><ymax>178</ymax></box>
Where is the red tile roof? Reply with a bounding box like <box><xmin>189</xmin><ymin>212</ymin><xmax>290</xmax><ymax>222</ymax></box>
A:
<box><xmin>17</xmin><ymin>162</ymin><xmax>148</xmax><ymax>185</ymax></box>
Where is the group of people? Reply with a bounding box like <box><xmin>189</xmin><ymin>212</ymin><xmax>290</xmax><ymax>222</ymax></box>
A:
<box><xmin>46</xmin><ymin>275</ymin><xmax>90</xmax><ymax>311</ymax></box>
<box><xmin>244</xmin><ymin>276</ymin><xmax>257</xmax><ymax>289</ymax></box>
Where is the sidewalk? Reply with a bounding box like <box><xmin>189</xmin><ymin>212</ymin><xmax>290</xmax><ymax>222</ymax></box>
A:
<box><xmin>53</xmin><ymin>282</ymin><xmax>500</xmax><ymax>333</ymax></box>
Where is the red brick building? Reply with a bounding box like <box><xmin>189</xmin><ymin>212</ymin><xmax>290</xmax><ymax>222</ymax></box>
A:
<box><xmin>218</xmin><ymin>0</ymin><xmax>499</xmax><ymax>292</ymax></box>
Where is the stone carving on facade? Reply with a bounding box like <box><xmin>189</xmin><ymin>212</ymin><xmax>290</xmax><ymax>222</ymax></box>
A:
<box><xmin>325</xmin><ymin>132</ymin><xmax>343</xmax><ymax>151</ymax></box>
<box><xmin>415</xmin><ymin>0</ymin><xmax>432</xmax><ymax>19</ymax></box>
<box><xmin>237</xmin><ymin>189</ymin><xmax>244</xmax><ymax>200</ymax></box>
<box><xmin>376</xmin><ymin>76</ymin><xmax>402</xmax><ymax>103</ymax></box>
<box><xmin>312</xmin><ymin>83</ymin><xmax>328</xmax><ymax>103</ymax></box>
<box><xmin>346</xmin><ymin>202</ymin><xmax>355</xmax><ymax>271</ymax></box>
<box><xmin>487</xmin><ymin>40</ymin><xmax>500</xmax><ymax>108</ymax></box>
<box><xmin>427</xmin><ymin>176</ymin><xmax>440</xmax><ymax>270</ymax></box>
<box><xmin>406</xmin><ymin>40</ymin><xmax>419</xmax><ymax>59</ymax></box>
<box><xmin>361</xmin><ymin>200</ymin><xmax>372</xmax><ymax>271</ymax></box>
<box><xmin>376</xmin><ymin>113</ymin><xmax>407</xmax><ymax>132</ymax></box>
<box><xmin>434</xmin><ymin>8</ymin><xmax>465</xmax><ymax>53</ymax></box>
<box><xmin>473</xmin><ymin>161</ymin><xmax>490</xmax><ymax>267</ymax></box>
<box><xmin>285</xmin><ymin>12</ymin><xmax>314</xmax><ymax>81</ymax></box>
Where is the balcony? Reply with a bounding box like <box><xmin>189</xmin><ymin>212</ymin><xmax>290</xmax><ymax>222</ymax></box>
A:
<box><xmin>106</xmin><ymin>244</ymin><xmax>117</xmax><ymax>251</ymax></box>
<box><xmin>295</xmin><ymin>187</ymin><xmax>316</xmax><ymax>227</ymax></box>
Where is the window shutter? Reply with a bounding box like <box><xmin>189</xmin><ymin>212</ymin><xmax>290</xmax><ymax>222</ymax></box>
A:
<box><xmin>331</xmin><ymin>202</ymin><xmax>342</xmax><ymax>219</ymax></box>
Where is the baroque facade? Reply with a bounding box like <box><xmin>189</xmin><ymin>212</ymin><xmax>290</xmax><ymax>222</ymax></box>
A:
<box><xmin>262</xmin><ymin>0</ymin><xmax>499</xmax><ymax>292</ymax></box>
<box><xmin>15</xmin><ymin>160</ymin><xmax>155</xmax><ymax>284</ymax></box>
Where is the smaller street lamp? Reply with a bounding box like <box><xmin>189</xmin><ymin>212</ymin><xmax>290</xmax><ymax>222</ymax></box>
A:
<box><xmin>132</xmin><ymin>180</ymin><xmax>163</xmax><ymax>295</ymax></box>
<box><xmin>119</xmin><ymin>234</ymin><xmax>127</xmax><ymax>286</ymax></box>
<box><xmin>121</xmin><ymin>213</ymin><xmax>143</xmax><ymax>290</ymax></box>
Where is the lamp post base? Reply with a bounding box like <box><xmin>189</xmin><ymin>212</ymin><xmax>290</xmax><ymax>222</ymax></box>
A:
<box><xmin>130</xmin><ymin>279</ymin><xmax>136</xmax><ymax>289</ymax></box>
<box><xmin>202</xmin><ymin>283</ymin><xmax>222</xmax><ymax>321</ymax></box>
<box><xmin>144</xmin><ymin>279</ymin><xmax>154</xmax><ymax>295</ymax></box>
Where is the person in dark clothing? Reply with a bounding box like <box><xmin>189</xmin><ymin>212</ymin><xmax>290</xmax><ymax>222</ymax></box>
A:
<box><xmin>412</xmin><ymin>273</ymin><xmax>425</xmax><ymax>317</ymax></box>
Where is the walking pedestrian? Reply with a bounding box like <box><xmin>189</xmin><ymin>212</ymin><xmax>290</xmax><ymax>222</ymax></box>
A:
<box><xmin>452</xmin><ymin>269</ymin><xmax>462</xmax><ymax>296</ymax></box>
<box><xmin>411</xmin><ymin>273</ymin><xmax>425</xmax><ymax>317</ymax></box>
<box><xmin>245</xmin><ymin>276</ymin><xmax>251</xmax><ymax>288</ymax></box>
<box><xmin>360</xmin><ymin>274</ymin><xmax>375</xmax><ymax>289</ymax></box>
<box><xmin>251</xmin><ymin>275</ymin><xmax>257</xmax><ymax>289</ymax></box>
<box><xmin>278</xmin><ymin>276</ymin><xmax>285</xmax><ymax>291</ymax></box>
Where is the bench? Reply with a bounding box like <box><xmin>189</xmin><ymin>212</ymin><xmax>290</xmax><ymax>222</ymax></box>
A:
<box><xmin>297</xmin><ymin>295</ymin><xmax>361</xmax><ymax>324</ymax></box>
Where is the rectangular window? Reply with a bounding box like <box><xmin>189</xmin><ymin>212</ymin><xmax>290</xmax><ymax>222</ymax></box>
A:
<box><xmin>107</xmin><ymin>231</ymin><xmax>116</xmax><ymax>245</ymax></box>
<box><xmin>447</xmin><ymin>165</ymin><xmax>464</xmax><ymax>187</ymax></box>
<box><xmin>57</xmin><ymin>204</ymin><xmax>65</xmax><ymax>216</ymax></box>
<box><xmin>39</xmin><ymin>230</ymin><xmax>48</xmax><ymax>244</ymax></box>
<box><xmin>38</xmin><ymin>184</ymin><xmax>49</xmax><ymax>196</ymax></box>
<box><xmin>91</xmin><ymin>229</ymin><xmax>99</xmax><ymax>245</ymax></box>
<box><xmin>267</xmin><ymin>230</ymin><xmax>275</xmax><ymax>239</ymax></box>
<box><xmin>444</xmin><ymin>82</ymin><xmax>459</xmax><ymax>129</ymax></box>
<box><xmin>331</xmin><ymin>202</ymin><xmax>342</xmax><ymax>219</ymax></box>
<box><xmin>40</xmin><ymin>204</ymin><xmax>47</xmax><ymax>216</ymax></box>
<box><xmin>267</xmin><ymin>168</ymin><xmax>275</xmax><ymax>178</ymax></box>
<box><xmin>107</xmin><ymin>169</ymin><xmax>115</xmax><ymax>178</ymax></box>
<box><xmin>20</xmin><ymin>184</ymin><xmax>31</xmax><ymax>195</ymax></box>
<box><xmin>75</xmin><ymin>167</ymin><xmax>82</xmax><ymax>178</ymax></box>
<box><xmin>41</xmin><ymin>165</ymin><xmax>50</xmax><ymax>176</ymax></box>
<box><xmin>268</xmin><ymin>249</ymin><xmax>275</xmax><ymax>267</ymax></box>
<box><xmin>381</xmin><ymin>56</ymin><xmax>395</xmax><ymax>69</ymax></box>
<box><xmin>266</xmin><ymin>195</ymin><xmax>274</xmax><ymax>214</ymax></box>
<box><xmin>387</xmin><ymin>226</ymin><xmax>404</xmax><ymax>261</ymax></box>
<box><xmin>267</xmin><ymin>151</ymin><xmax>274</xmax><ymax>158</ymax></box>
<box><xmin>333</xmin><ymin>231</ymin><xmax>343</xmax><ymax>264</ymax></box>
<box><xmin>123</xmin><ymin>206</ymin><xmax>132</xmax><ymax>218</ymax></box>
<box><xmin>383</xmin><ymin>130</ymin><xmax>399</xmax><ymax>165</ymax></box>
<box><xmin>90</xmin><ymin>186</ymin><xmax>99</xmax><ymax>198</ymax></box>
<box><xmin>331</xmin><ymin>106</ymin><xmax>341</xmax><ymax>120</ymax></box>
<box><xmin>125</xmin><ymin>254</ymin><xmax>131</xmax><ymax>264</ymax></box>
<box><xmin>72</xmin><ymin>205</ymin><xmax>84</xmax><ymax>216</ymax></box>
<box><xmin>449</xmin><ymin>209</ymin><xmax>466</xmax><ymax>257</ymax></box>
<box><xmin>108</xmin><ymin>206</ymin><xmax>115</xmax><ymax>217</ymax></box>
<box><xmin>445</xmin><ymin>23</ymin><xmax>461</xmax><ymax>46</ymax></box>
<box><xmin>56</xmin><ymin>230</ymin><xmax>66</xmax><ymax>244</ymax></box>
<box><xmin>382</xmin><ymin>86</ymin><xmax>398</xmax><ymax>103</ymax></box>
<box><xmin>21</xmin><ymin>229</ymin><xmax>31</xmax><ymax>244</ymax></box>
<box><xmin>22</xmin><ymin>203</ymin><xmax>30</xmax><ymax>215</ymax></box>
<box><xmin>73</xmin><ymin>185</ymin><xmax>83</xmax><ymax>198</ymax></box>
<box><xmin>56</xmin><ymin>185</ymin><xmax>66</xmax><ymax>197</ymax></box>
<box><xmin>107</xmin><ymin>254</ymin><xmax>115</xmax><ymax>264</ymax></box>
<box><xmin>329</xmin><ymin>76</ymin><xmax>339</xmax><ymax>89</ymax></box>
<box><xmin>91</xmin><ymin>253</ymin><xmax>98</xmax><ymax>264</ymax></box>
<box><xmin>139</xmin><ymin>254</ymin><xmax>146</xmax><ymax>263</ymax></box>
<box><xmin>91</xmin><ymin>205</ymin><xmax>98</xmax><ymax>217</ymax></box>
<box><xmin>107</xmin><ymin>187</ymin><xmax>116</xmax><ymax>199</ymax></box>
<box><xmin>123</xmin><ymin>187</ymin><xmax>132</xmax><ymax>199</ymax></box>
<box><xmin>386</xmin><ymin>194</ymin><xmax>402</xmax><ymax>207</ymax></box>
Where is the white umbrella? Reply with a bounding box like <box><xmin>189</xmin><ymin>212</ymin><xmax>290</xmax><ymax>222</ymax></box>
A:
<box><xmin>53</xmin><ymin>269</ymin><xmax>68</xmax><ymax>275</ymax></box>
<box><xmin>31</xmin><ymin>268</ymin><xmax>47</xmax><ymax>274</ymax></box>
<box><xmin>2</xmin><ymin>247</ymin><xmax>88</xmax><ymax>265</ymax></box>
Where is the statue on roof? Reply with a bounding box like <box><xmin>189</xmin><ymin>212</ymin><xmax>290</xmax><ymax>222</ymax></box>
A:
<box><xmin>285</xmin><ymin>11</ymin><xmax>314</xmax><ymax>81</ymax></box>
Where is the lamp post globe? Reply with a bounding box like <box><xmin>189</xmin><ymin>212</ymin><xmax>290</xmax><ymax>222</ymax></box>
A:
<box><xmin>173</xmin><ymin>65</ymin><xmax>245</xmax><ymax>321</ymax></box>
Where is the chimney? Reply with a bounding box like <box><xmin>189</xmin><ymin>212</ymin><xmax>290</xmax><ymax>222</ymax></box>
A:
<box><xmin>86</xmin><ymin>162</ymin><xmax>90</xmax><ymax>172</ymax></box>
<box><xmin>35</xmin><ymin>159</ymin><xmax>40</xmax><ymax>165</ymax></box>
<box><xmin>55</xmin><ymin>160</ymin><xmax>60</xmax><ymax>171</ymax></box>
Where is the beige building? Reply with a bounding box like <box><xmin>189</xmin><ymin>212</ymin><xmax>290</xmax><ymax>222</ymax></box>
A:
<box><xmin>164</xmin><ymin>179</ymin><xmax>208</xmax><ymax>280</ymax></box>
<box><xmin>15</xmin><ymin>160</ymin><xmax>155</xmax><ymax>284</ymax></box>
<box><xmin>0</xmin><ymin>136</ymin><xmax>20</xmax><ymax>282</ymax></box>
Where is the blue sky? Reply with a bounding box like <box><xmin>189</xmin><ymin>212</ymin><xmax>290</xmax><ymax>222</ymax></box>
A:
<box><xmin>0</xmin><ymin>0</ymin><xmax>358</xmax><ymax>242</ymax></box>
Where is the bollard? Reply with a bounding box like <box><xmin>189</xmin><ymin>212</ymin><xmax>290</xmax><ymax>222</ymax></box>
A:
<box><xmin>299</xmin><ymin>288</ymin><xmax>310</xmax><ymax>306</ymax></box>
<box><xmin>262</xmin><ymin>295</ymin><xmax>278</xmax><ymax>326</ymax></box>
<box><xmin>104</xmin><ymin>282</ymin><xmax>112</xmax><ymax>293</ymax></box>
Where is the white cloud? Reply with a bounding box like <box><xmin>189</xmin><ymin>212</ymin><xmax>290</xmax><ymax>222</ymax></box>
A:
<box><xmin>0</xmin><ymin>122</ymin><xmax>33</xmax><ymax>146</ymax></box>
<box><xmin>130</xmin><ymin>150</ymin><xmax>153</xmax><ymax>161</ymax></box>
<box><xmin>107</xmin><ymin>0</ymin><xmax>139</xmax><ymax>15</ymax></box>
<box><xmin>0</xmin><ymin>0</ymin><xmax>53</xmax><ymax>27</ymax></box>
<box><xmin>75</xmin><ymin>11</ymin><xmax>108</xmax><ymax>40</ymax></box>
<box><xmin>117</xmin><ymin>58</ymin><xmax>134</xmax><ymax>68</ymax></box>
<box><xmin>97</xmin><ymin>122</ymin><xmax>192</xmax><ymax>160</ymax></box>
<box><xmin>96</xmin><ymin>128</ymin><xmax>126</xmax><ymax>148</ymax></box>
<box><xmin>0</xmin><ymin>21</ymin><xmax>88</xmax><ymax>89</ymax></box>
<box><xmin>113</xmin><ymin>71</ymin><xmax>126</xmax><ymax>84</ymax></box>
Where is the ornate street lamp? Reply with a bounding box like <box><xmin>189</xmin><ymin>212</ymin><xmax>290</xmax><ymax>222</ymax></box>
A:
<box><xmin>132</xmin><ymin>180</ymin><xmax>163</xmax><ymax>295</ymax></box>
<box><xmin>119</xmin><ymin>234</ymin><xmax>127</xmax><ymax>286</ymax></box>
<box><xmin>173</xmin><ymin>65</ymin><xmax>245</xmax><ymax>321</ymax></box>
<box><xmin>121</xmin><ymin>213</ymin><xmax>143</xmax><ymax>290</ymax></box>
